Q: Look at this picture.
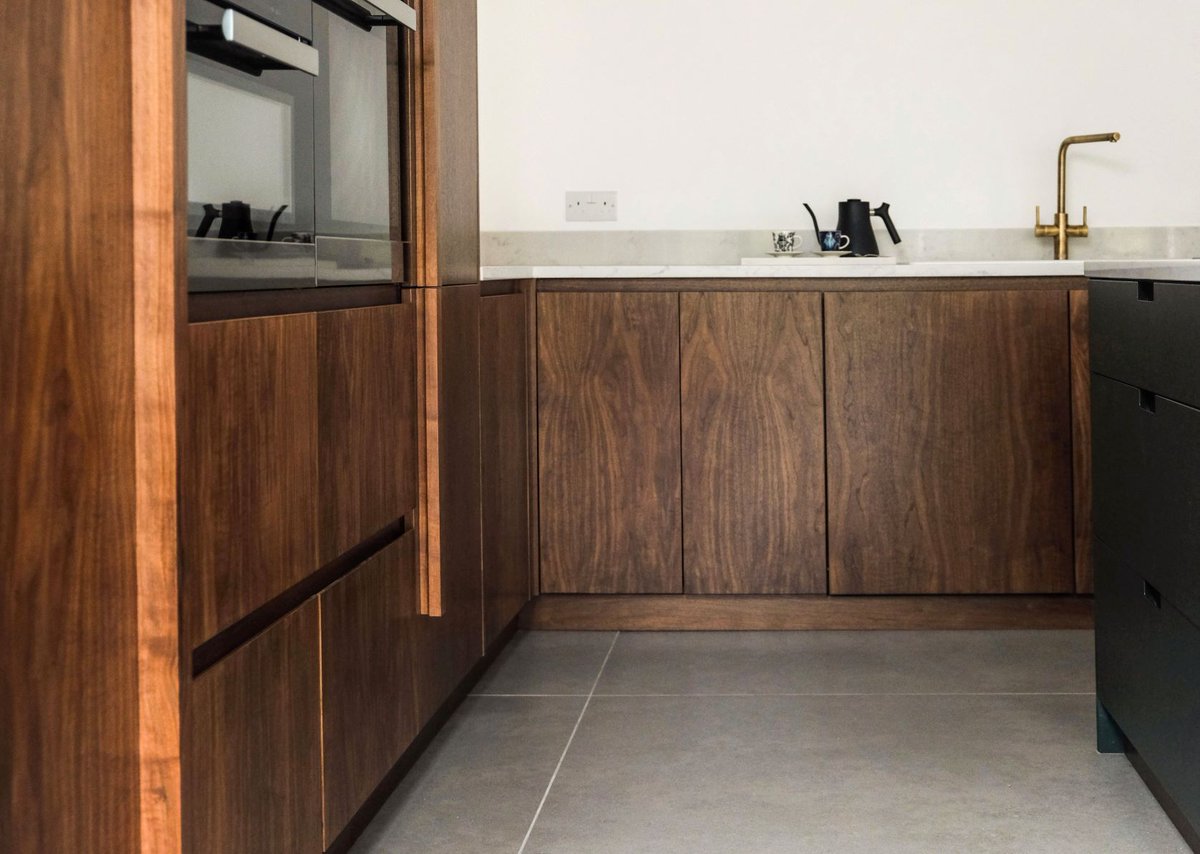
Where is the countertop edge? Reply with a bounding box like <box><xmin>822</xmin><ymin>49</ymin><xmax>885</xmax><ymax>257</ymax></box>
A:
<box><xmin>481</xmin><ymin>261</ymin><xmax>1087</xmax><ymax>281</ymax></box>
<box><xmin>1082</xmin><ymin>260</ymin><xmax>1200</xmax><ymax>283</ymax></box>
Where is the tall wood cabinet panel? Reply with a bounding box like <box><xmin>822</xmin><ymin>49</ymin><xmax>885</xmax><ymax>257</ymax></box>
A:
<box><xmin>480</xmin><ymin>290</ymin><xmax>531</xmax><ymax>646</ymax></box>
<box><xmin>3</xmin><ymin>0</ymin><xmax>183</xmax><ymax>846</ymax></box>
<box><xmin>414</xmin><ymin>283</ymin><xmax>484</xmax><ymax>725</ymax></box>
<box><xmin>537</xmin><ymin>292</ymin><xmax>683</xmax><ymax>593</ymax></box>
<box><xmin>317</xmin><ymin>303</ymin><xmax>418</xmax><ymax>564</ymax></box>
<box><xmin>183</xmin><ymin>314</ymin><xmax>318</xmax><ymax>645</ymax></box>
<box><xmin>413</xmin><ymin>0</ymin><xmax>478</xmax><ymax>285</ymax></box>
<box><xmin>320</xmin><ymin>533</ymin><xmax>419</xmax><ymax>846</ymax></box>
<box><xmin>186</xmin><ymin>601</ymin><xmax>322</xmax><ymax>854</ymax></box>
<box><xmin>825</xmin><ymin>290</ymin><xmax>1074</xmax><ymax>594</ymax></box>
<box><xmin>680</xmin><ymin>292</ymin><xmax>827</xmax><ymax>594</ymax></box>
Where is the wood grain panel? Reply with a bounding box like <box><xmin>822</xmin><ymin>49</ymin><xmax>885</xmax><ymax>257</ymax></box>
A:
<box><xmin>186</xmin><ymin>601</ymin><xmax>322</xmax><ymax>854</ymax></box>
<box><xmin>826</xmin><ymin>290</ymin><xmax>1074</xmax><ymax>594</ymax></box>
<box><xmin>413</xmin><ymin>283</ymin><xmax>484</xmax><ymax>725</ymax></box>
<box><xmin>480</xmin><ymin>291</ymin><xmax>532</xmax><ymax>646</ymax></box>
<box><xmin>1</xmin><ymin>0</ymin><xmax>182</xmax><ymax>849</ymax></box>
<box><xmin>318</xmin><ymin>303</ymin><xmax>418</xmax><ymax>563</ymax></box>
<box><xmin>412</xmin><ymin>0</ymin><xmax>478</xmax><ymax>285</ymax></box>
<box><xmin>680</xmin><ymin>292</ymin><xmax>826</xmax><ymax>593</ymax></box>
<box><xmin>1070</xmin><ymin>289</ymin><xmax>1094</xmax><ymax>593</ymax></box>
<box><xmin>522</xmin><ymin>594</ymin><xmax>1094</xmax><ymax>631</ymax></box>
<box><xmin>320</xmin><ymin>533</ymin><xmax>419</xmax><ymax>846</ymax></box>
<box><xmin>537</xmin><ymin>292</ymin><xmax>682</xmax><ymax>593</ymax></box>
<box><xmin>183</xmin><ymin>315</ymin><xmax>318</xmax><ymax>644</ymax></box>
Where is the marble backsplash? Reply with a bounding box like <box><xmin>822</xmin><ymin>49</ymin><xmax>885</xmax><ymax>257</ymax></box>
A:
<box><xmin>482</xmin><ymin>227</ymin><xmax>1200</xmax><ymax>267</ymax></box>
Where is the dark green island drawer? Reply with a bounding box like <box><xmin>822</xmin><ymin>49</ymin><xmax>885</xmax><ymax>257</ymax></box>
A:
<box><xmin>1095</xmin><ymin>539</ymin><xmax>1200</xmax><ymax>833</ymax></box>
<box><xmin>1092</xmin><ymin>373</ymin><xmax>1200</xmax><ymax>624</ymax></box>
<box><xmin>1090</xmin><ymin>278</ymin><xmax>1200</xmax><ymax>410</ymax></box>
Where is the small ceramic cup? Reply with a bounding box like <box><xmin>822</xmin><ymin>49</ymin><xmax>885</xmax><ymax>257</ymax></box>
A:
<box><xmin>819</xmin><ymin>230</ymin><xmax>851</xmax><ymax>252</ymax></box>
<box><xmin>771</xmin><ymin>231</ymin><xmax>798</xmax><ymax>253</ymax></box>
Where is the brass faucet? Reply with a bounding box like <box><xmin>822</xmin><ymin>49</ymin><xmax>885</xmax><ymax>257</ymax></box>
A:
<box><xmin>1035</xmin><ymin>132</ymin><xmax>1121</xmax><ymax>259</ymax></box>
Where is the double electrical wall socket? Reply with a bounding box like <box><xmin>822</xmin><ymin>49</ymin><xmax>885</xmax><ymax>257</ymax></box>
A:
<box><xmin>565</xmin><ymin>191</ymin><xmax>618</xmax><ymax>222</ymax></box>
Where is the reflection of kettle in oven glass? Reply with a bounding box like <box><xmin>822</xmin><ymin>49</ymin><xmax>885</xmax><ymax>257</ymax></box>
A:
<box><xmin>195</xmin><ymin>200</ymin><xmax>289</xmax><ymax>241</ymax></box>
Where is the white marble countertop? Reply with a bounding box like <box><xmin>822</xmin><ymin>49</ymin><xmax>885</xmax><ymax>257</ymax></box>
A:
<box><xmin>1083</xmin><ymin>259</ymin><xmax>1200</xmax><ymax>282</ymax></box>
<box><xmin>481</xmin><ymin>260</ymin><xmax>1086</xmax><ymax>280</ymax></box>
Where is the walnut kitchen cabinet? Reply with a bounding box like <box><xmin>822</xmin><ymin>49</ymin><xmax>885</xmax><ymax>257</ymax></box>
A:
<box><xmin>182</xmin><ymin>313</ymin><xmax>319</xmax><ymax>648</ymax></box>
<box><xmin>319</xmin><ymin>533</ymin><xmax>419</xmax><ymax>847</ymax></box>
<box><xmin>480</xmin><ymin>286</ymin><xmax>532</xmax><ymax>645</ymax></box>
<box><xmin>317</xmin><ymin>303</ymin><xmax>418</xmax><ymax>564</ymax></box>
<box><xmin>825</xmin><ymin>289</ymin><xmax>1075</xmax><ymax>594</ymax></box>
<box><xmin>680</xmin><ymin>292</ymin><xmax>826</xmax><ymax>594</ymax></box>
<box><xmin>186</xmin><ymin>601</ymin><xmax>323</xmax><ymax>854</ymax></box>
<box><xmin>537</xmin><ymin>291</ymin><xmax>683</xmax><ymax>593</ymax></box>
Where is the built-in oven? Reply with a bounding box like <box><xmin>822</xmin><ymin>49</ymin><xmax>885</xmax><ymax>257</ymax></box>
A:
<box><xmin>186</xmin><ymin>0</ymin><xmax>320</xmax><ymax>291</ymax></box>
<box><xmin>184</xmin><ymin>0</ymin><xmax>415</xmax><ymax>292</ymax></box>
<box><xmin>311</xmin><ymin>0</ymin><xmax>414</xmax><ymax>286</ymax></box>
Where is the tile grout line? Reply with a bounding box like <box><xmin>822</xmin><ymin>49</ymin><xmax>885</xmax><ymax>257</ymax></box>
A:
<box><xmin>516</xmin><ymin>631</ymin><xmax>620</xmax><ymax>854</ymax></box>
<box><xmin>474</xmin><ymin>690</ymin><xmax>1095</xmax><ymax>699</ymax></box>
<box><xmin>579</xmin><ymin>690</ymin><xmax>1097</xmax><ymax>698</ymax></box>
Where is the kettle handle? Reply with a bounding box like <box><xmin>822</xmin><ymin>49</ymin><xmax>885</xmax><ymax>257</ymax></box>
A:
<box><xmin>872</xmin><ymin>202</ymin><xmax>901</xmax><ymax>245</ymax></box>
<box><xmin>196</xmin><ymin>203</ymin><xmax>220</xmax><ymax>238</ymax></box>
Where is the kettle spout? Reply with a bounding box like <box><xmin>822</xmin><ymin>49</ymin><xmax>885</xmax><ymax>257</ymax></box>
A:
<box><xmin>802</xmin><ymin>203</ymin><xmax>822</xmax><ymax>243</ymax></box>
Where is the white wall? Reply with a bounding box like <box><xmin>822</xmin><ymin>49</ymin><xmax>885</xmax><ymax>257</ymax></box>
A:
<box><xmin>477</xmin><ymin>0</ymin><xmax>1200</xmax><ymax>231</ymax></box>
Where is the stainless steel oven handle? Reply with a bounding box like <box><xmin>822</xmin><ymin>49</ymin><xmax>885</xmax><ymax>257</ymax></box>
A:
<box><xmin>221</xmin><ymin>8</ymin><xmax>320</xmax><ymax>76</ymax></box>
<box><xmin>367</xmin><ymin>0</ymin><xmax>417</xmax><ymax>31</ymax></box>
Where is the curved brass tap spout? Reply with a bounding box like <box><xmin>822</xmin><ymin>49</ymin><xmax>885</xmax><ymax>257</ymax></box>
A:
<box><xmin>1036</xmin><ymin>132</ymin><xmax>1121</xmax><ymax>260</ymax></box>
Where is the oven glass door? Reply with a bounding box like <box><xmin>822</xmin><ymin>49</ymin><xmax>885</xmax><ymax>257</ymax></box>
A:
<box><xmin>186</xmin><ymin>0</ymin><xmax>318</xmax><ymax>291</ymax></box>
<box><xmin>312</xmin><ymin>4</ymin><xmax>407</xmax><ymax>285</ymax></box>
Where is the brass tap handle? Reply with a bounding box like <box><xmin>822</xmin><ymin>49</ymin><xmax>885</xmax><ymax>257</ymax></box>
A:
<box><xmin>1067</xmin><ymin>205</ymin><xmax>1089</xmax><ymax>238</ymax></box>
<box><xmin>1034</xmin><ymin>205</ymin><xmax>1055</xmax><ymax>238</ymax></box>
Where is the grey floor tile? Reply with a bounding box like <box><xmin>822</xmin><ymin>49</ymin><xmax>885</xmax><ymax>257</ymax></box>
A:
<box><xmin>351</xmin><ymin>695</ymin><xmax>583</xmax><ymax>853</ymax></box>
<box><xmin>595</xmin><ymin>630</ymin><xmax>1095</xmax><ymax>696</ymax></box>
<box><xmin>524</xmin><ymin>693</ymin><xmax>1186</xmax><ymax>854</ymax></box>
<box><xmin>473</xmin><ymin>630</ymin><xmax>617</xmax><ymax>695</ymax></box>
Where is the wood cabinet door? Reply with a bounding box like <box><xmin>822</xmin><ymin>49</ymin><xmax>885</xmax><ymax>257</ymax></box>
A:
<box><xmin>320</xmin><ymin>533</ymin><xmax>419</xmax><ymax>846</ymax></box>
<box><xmin>825</xmin><ymin>290</ymin><xmax>1074</xmax><ymax>594</ymax></box>
<box><xmin>680</xmin><ymin>292</ymin><xmax>826</xmax><ymax>594</ymax></box>
<box><xmin>480</xmin><ymin>289</ymin><xmax>531</xmax><ymax>645</ymax></box>
<box><xmin>537</xmin><ymin>292</ymin><xmax>682</xmax><ymax>593</ymax></box>
<box><xmin>183</xmin><ymin>314</ymin><xmax>318</xmax><ymax>646</ymax></box>
<box><xmin>317</xmin><ymin>303</ymin><xmax>418</xmax><ymax>564</ymax></box>
<box><xmin>186</xmin><ymin>601</ymin><xmax>322</xmax><ymax>854</ymax></box>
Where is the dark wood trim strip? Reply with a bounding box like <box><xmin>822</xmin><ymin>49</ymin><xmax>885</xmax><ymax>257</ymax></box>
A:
<box><xmin>324</xmin><ymin>614</ymin><xmax>521</xmax><ymax>854</ymax></box>
<box><xmin>521</xmin><ymin>594</ymin><xmax>1094</xmax><ymax>631</ymax></box>
<box><xmin>1126</xmin><ymin>746</ymin><xmax>1200</xmax><ymax>851</ymax></box>
<box><xmin>188</xmin><ymin>284</ymin><xmax>410</xmax><ymax>323</ymax></box>
<box><xmin>191</xmin><ymin>517</ymin><xmax>409</xmax><ymax>676</ymax></box>
<box><xmin>480</xmin><ymin>279</ymin><xmax>525</xmax><ymax>297</ymax></box>
<box><xmin>535</xmin><ymin>277</ymin><xmax>1088</xmax><ymax>294</ymax></box>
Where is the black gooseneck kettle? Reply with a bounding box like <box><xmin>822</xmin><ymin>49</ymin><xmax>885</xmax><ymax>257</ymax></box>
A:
<box><xmin>195</xmin><ymin>200</ymin><xmax>289</xmax><ymax>241</ymax></box>
<box><xmin>836</xmin><ymin>199</ymin><xmax>901</xmax><ymax>257</ymax></box>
